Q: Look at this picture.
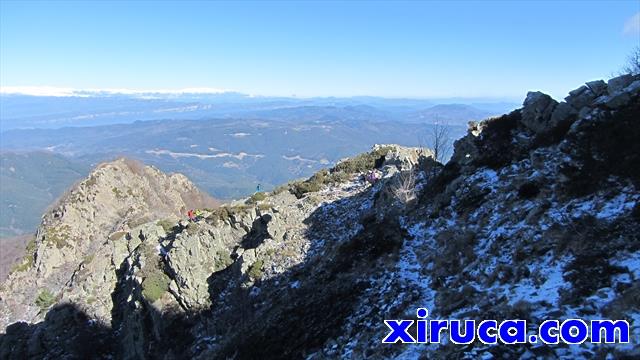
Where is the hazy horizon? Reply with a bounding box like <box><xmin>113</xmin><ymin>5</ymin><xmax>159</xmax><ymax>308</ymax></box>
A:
<box><xmin>1</xmin><ymin>1</ymin><xmax>638</xmax><ymax>99</ymax></box>
<box><xmin>0</xmin><ymin>85</ymin><xmax>524</xmax><ymax>103</ymax></box>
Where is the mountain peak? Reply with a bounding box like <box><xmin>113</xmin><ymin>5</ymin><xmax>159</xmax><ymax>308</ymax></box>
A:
<box><xmin>0</xmin><ymin>158</ymin><xmax>216</xmax><ymax>327</ymax></box>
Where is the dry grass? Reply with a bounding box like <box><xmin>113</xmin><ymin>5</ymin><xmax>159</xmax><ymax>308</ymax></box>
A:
<box><xmin>245</xmin><ymin>192</ymin><xmax>268</xmax><ymax>205</ymax></box>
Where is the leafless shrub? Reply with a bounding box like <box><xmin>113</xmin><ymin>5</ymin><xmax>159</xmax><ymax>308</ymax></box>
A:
<box><xmin>390</xmin><ymin>170</ymin><xmax>417</xmax><ymax>205</ymax></box>
<box><xmin>620</xmin><ymin>46</ymin><xmax>640</xmax><ymax>76</ymax></box>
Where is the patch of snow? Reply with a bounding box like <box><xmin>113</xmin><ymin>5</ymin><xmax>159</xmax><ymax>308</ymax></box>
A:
<box><xmin>397</xmin><ymin>220</ymin><xmax>437</xmax><ymax>311</ymax></box>
<box><xmin>547</xmin><ymin>188</ymin><xmax>638</xmax><ymax>223</ymax></box>
<box><xmin>486</xmin><ymin>219</ymin><xmax>528</xmax><ymax>241</ymax></box>
<box><xmin>625</xmin><ymin>312</ymin><xmax>640</xmax><ymax>348</ymax></box>
<box><xmin>507</xmin><ymin>254</ymin><xmax>571</xmax><ymax>307</ymax></box>
<box><xmin>611</xmin><ymin>251</ymin><xmax>640</xmax><ymax>279</ymax></box>
<box><xmin>467</xmin><ymin>168</ymin><xmax>500</xmax><ymax>193</ymax></box>
<box><xmin>595</xmin><ymin>192</ymin><xmax>638</xmax><ymax>220</ymax></box>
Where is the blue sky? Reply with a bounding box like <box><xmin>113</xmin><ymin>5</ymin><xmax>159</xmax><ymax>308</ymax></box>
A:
<box><xmin>1</xmin><ymin>0</ymin><xmax>638</xmax><ymax>99</ymax></box>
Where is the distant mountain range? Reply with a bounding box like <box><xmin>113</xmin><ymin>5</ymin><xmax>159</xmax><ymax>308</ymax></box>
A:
<box><xmin>0</xmin><ymin>89</ymin><xmax>518</xmax><ymax>130</ymax></box>
<box><xmin>406</xmin><ymin>104</ymin><xmax>496</xmax><ymax>124</ymax></box>
<box><xmin>1</xmin><ymin>117</ymin><xmax>468</xmax><ymax>196</ymax></box>
<box><xmin>0</xmin><ymin>90</ymin><xmax>519</xmax><ymax>238</ymax></box>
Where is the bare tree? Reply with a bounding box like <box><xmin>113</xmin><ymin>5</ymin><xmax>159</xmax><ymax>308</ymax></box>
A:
<box><xmin>416</xmin><ymin>117</ymin><xmax>452</xmax><ymax>177</ymax></box>
<box><xmin>620</xmin><ymin>46</ymin><xmax>640</xmax><ymax>75</ymax></box>
<box><xmin>429</xmin><ymin>118</ymin><xmax>452</xmax><ymax>165</ymax></box>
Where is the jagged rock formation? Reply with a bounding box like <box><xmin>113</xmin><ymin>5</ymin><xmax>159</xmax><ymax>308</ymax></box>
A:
<box><xmin>1</xmin><ymin>74</ymin><xmax>639</xmax><ymax>359</ymax></box>
<box><xmin>0</xmin><ymin>158</ymin><xmax>216</xmax><ymax>330</ymax></box>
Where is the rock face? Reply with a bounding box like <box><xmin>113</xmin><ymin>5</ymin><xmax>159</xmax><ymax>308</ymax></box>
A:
<box><xmin>1</xmin><ymin>75</ymin><xmax>640</xmax><ymax>359</ymax></box>
<box><xmin>521</xmin><ymin>91</ymin><xmax>559</xmax><ymax>134</ymax></box>
<box><xmin>0</xmin><ymin>158</ymin><xmax>216</xmax><ymax>329</ymax></box>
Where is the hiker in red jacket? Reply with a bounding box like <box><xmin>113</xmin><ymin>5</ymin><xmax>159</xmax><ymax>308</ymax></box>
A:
<box><xmin>187</xmin><ymin>209</ymin><xmax>196</xmax><ymax>222</ymax></box>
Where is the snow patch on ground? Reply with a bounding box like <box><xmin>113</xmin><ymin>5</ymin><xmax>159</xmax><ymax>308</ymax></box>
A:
<box><xmin>548</xmin><ymin>188</ymin><xmax>638</xmax><ymax>223</ymax></box>
<box><xmin>595</xmin><ymin>192</ymin><xmax>638</xmax><ymax>220</ymax></box>
<box><xmin>387</xmin><ymin>219</ymin><xmax>445</xmax><ymax>360</ymax></box>
<box><xmin>507</xmin><ymin>254</ymin><xmax>571</xmax><ymax>307</ymax></box>
<box><xmin>397</xmin><ymin>220</ymin><xmax>437</xmax><ymax>311</ymax></box>
<box><xmin>611</xmin><ymin>251</ymin><xmax>640</xmax><ymax>279</ymax></box>
<box><xmin>467</xmin><ymin>168</ymin><xmax>500</xmax><ymax>193</ymax></box>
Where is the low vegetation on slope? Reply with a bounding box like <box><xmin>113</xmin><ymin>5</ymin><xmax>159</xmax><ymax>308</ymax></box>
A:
<box><xmin>284</xmin><ymin>146</ymin><xmax>393</xmax><ymax>198</ymax></box>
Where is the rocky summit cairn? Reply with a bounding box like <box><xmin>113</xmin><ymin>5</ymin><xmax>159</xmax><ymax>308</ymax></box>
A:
<box><xmin>1</xmin><ymin>74</ymin><xmax>639</xmax><ymax>359</ymax></box>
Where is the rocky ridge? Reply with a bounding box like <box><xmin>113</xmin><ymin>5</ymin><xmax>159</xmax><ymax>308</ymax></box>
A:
<box><xmin>0</xmin><ymin>158</ymin><xmax>216</xmax><ymax>329</ymax></box>
<box><xmin>0</xmin><ymin>74</ymin><xmax>639</xmax><ymax>359</ymax></box>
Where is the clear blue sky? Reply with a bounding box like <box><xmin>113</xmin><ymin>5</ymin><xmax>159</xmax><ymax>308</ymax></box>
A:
<box><xmin>1</xmin><ymin>0</ymin><xmax>638</xmax><ymax>99</ymax></box>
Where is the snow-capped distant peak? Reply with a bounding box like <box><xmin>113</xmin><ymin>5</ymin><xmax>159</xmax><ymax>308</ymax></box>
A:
<box><xmin>0</xmin><ymin>86</ymin><xmax>236</xmax><ymax>97</ymax></box>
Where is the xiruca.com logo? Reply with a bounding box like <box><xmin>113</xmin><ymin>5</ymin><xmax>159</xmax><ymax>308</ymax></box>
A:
<box><xmin>382</xmin><ymin>309</ymin><xmax>631</xmax><ymax>345</ymax></box>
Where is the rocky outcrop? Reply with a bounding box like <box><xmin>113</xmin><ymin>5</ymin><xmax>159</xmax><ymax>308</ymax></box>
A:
<box><xmin>0</xmin><ymin>158</ymin><xmax>215</xmax><ymax>329</ymax></box>
<box><xmin>1</xmin><ymin>75</ymin><xmax>639</xmax><ymax>359</ymax></box>
<box><xmin>521</xmin><ymin>91</ymin><xmax>558</xmax><ymax>134</ymax></box>
<box><xmin>452</xmin><ymin>74</ymin><xmax>640</xmax><ymax>173</ymax></box>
